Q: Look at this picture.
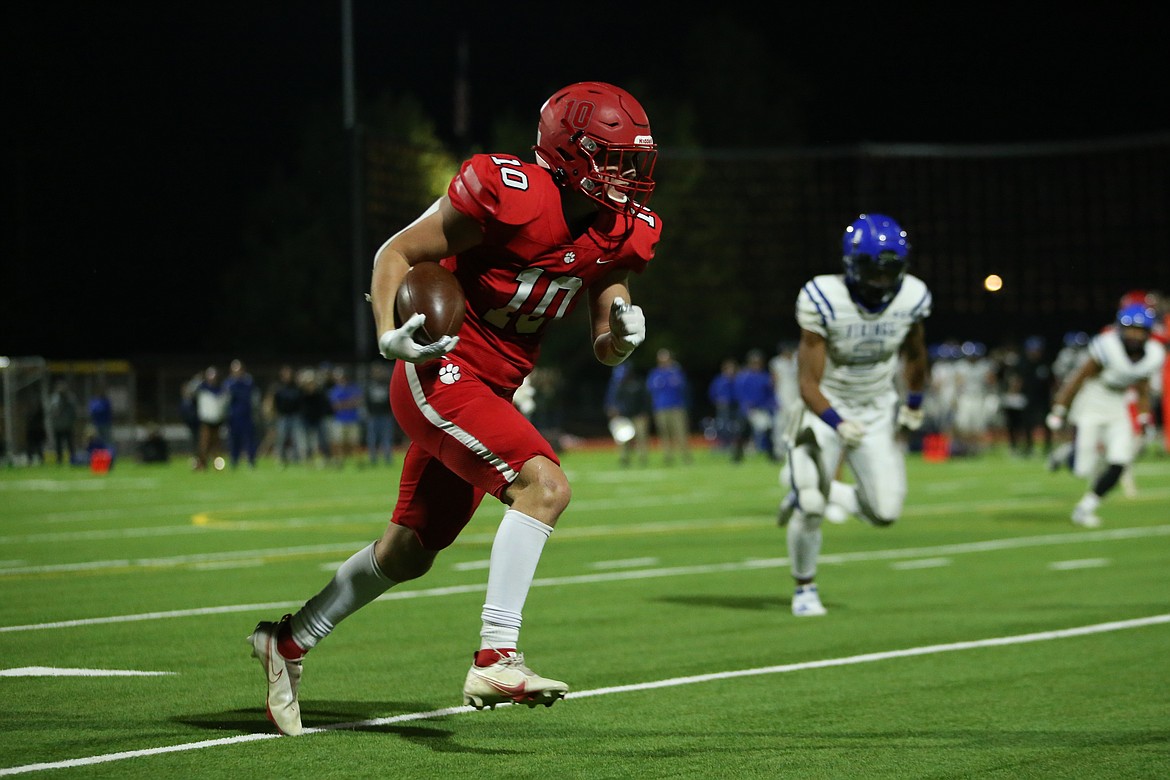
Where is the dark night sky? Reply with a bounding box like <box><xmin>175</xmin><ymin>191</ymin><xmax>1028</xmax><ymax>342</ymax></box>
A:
<box><xmin>4</xmin><ymin>3</ymin><xmax>1167</xmax><ymax>360</ymax></box>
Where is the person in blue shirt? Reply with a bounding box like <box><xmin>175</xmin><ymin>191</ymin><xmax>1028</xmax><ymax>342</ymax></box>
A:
<box><xmin>646</xmin><ymin>348</ymin><xmax>692</xmax><ymax>465</ymax></box>
<box><xmin>328</xmin><ymin>367</ymin><xmax>363</xmax><ymax>468</ymax></box>
<box><xmin>732</xmin><ymin>349</ymin><xmax>778</xmax><ymax>462</ymax></box>
<box><xmin>88</xmin><ymin>381</ymin><xmax>114</xmax><ymax>449</ymax></box>
<box><xmin>225</xmin><ymin>359</ymin><xmax>258</xmax><ymax>468</ymax></box>
<box><xmin>605</xmin><ymin>362</ymin><xmax>652</xmax><ymax>466</ymax></box>
<box><xmin>708</xmin><ymin>357</ymin><xmax>740</xmax><ymax>454</ymax></box>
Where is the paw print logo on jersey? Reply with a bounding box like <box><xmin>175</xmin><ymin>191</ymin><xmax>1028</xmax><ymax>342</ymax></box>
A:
<box><xmin>439</xmin><ymin>363</ymin><xmax>461</xmax><ymax>385</ymax></box>
<box><xmin>563</xmin><ymin>251</ymin><xmax>576</xmax><ymax>264</ymax></box>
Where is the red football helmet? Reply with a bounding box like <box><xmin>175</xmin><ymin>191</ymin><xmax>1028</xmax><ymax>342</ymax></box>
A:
<box><xmin>533</xmin><ymin>82</ymin><xmax>657</xmax><ymax>213</ymax></box>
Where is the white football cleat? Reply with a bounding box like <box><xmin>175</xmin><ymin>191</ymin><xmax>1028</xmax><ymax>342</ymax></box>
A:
<box><xmin>792</xmin><ymin>584</ymin><xmax>827</xmax><ymax>617</ymax></box>
<box><xmin>249</xmin><ymin>615</ymin><xmax>304</xmax><ymax>736</ymax></box>
<box><xmin>463</xmin><ymin>651</ymin><xmax>568</xmax><ymax>710</ymax></box>
<box><xmin>1071</xmin><ymin>505</ymin><xmax>1102</xmax><ymax>529</ymax></box>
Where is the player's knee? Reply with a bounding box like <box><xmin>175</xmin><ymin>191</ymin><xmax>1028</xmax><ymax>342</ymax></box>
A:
<box><xmin>797</xmin><ymin>488</ymin><xmax>826</xmax><ymax>517</ymax></box>
<box><xmin>509</xmin><ymin>456</ymin><xmax>572</xmax><ymax>518</ymax></box>
<box><xmin>857</xmin><ymin>494</ymin><xmax>900</xmax><ymax>528</ymax></box>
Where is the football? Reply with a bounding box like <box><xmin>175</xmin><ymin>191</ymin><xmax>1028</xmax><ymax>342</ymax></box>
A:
<box><xmin>394</xmin><ymin>262</ymin><xmax>466</xmax><ymax>345</ymax></box>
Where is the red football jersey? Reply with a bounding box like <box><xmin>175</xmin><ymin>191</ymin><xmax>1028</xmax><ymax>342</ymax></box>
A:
<box><xmin>444</xmin><ymin>153</ymin><xmax>661</xmax><ymax>391</ymax></box>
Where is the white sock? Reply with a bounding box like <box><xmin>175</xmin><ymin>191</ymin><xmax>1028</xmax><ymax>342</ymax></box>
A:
<box><xmin>786</xmin><ymin>510</ymin><xmax>823</xmax><ymax>582</ymax></box>
<box><xmin>291</xmin><ymin>541</ymin><xmax>395</xmax><ymax>651</ymax></box>
<box><xmin>480</xmin><ymin>509</ymin><xmax>553</xmax><ymax>651</ymax></box>
<box><xmin>1078</xmin><ymin>492</ymin><xmax>1101</xmax><ymax>512</ymax></box>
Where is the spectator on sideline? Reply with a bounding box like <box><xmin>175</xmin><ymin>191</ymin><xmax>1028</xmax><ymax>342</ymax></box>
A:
<box><xmin>299</xmin><ymin>368</ymin><xmax>334</xmax><ymax>467</ymax></box>
<box><xmin>731</xmin><ymin>348</ymin><xmax>777</xmax><ymax>462</ymax></box>
<box><xmin>194</xmin><ymin>366</ymin><xmax>228</xmax><ymax>470</ymax></box>
<box><xmin>88</xmin><ymin>380</ymin><xmax>114</xmax><ymax>450</ymax></box>
<box><xmin>25</xmin><ymin>398</ymin><xmax>47</xmax><ymax>465</ymax></box>
<box><xmin>708</xmin><ymin>357</ymin><xmax>740</xmax><ymax>454</ymax></box>
<box><xmin>48</xmin><ymin>379</ymin><xmax>80</xmax><ymax>466</ymax></box>
<box><xmin>1019</xmin><ymin>335</ymin><xmax>1055</xmax><ymax>457</ymax></box>
<box><xmin>777</xmin><ymin>213</ymin><xmax>930</xmax><ymax>617</ymax></box>
<box><xmin>268</xmin><ymin>365</ymin><xmax>307</xmax><ymax>466</ymax></box>
<box><xmin>646</xmin><ymin>348</ymin><xmax>692</xmax><ymax>465</ymax></box>
<box><xmin>328</xmin><ymin>367</ymin><xmax>363</xmax><ymax>469</ymax></box>
<box><xmin>179</xmin><ymin>372</ymin><xmax>202</xmax><ymax>459</ymax></box>
<box><xmin>248</xmin><ymin>81</ymin><xmax>659</xmax><ymax>735</ymax></box>
<box><xmin>364</xmin><ymin>361</ymin><xmax>396</xmax><ymax>465</ymax></box>
<box><xmin>225</xmin><ymin>359</ymin><xmax>259</xmax><ymax>469</ymax></box>
<box><xmin>606</xmin><ymin>362</ymin><xmax>652</xmax><ymax>467</ymax></box>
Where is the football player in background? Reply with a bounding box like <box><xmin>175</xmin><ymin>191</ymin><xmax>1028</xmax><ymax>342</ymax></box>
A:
<box><xmin>1046</xmin><ymin>302</ymin><xmax>1166</xmax><ymax>528</ymax></box>
<box><xmin>249</xmin><ymin>82</ymin><xmax>660</xmax><ymax>734</ymax></box>
<box><xmin>776</xmin><ymin>213</ymin><xmax>931</xmax><ymax>616</ymax></box>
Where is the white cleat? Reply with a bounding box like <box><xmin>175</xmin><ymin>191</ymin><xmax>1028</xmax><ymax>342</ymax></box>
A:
<box><xmin>1071</xmin><ymin>506</ymin><xmax>1102</xmax><ymax>529</ymax></box>
<box><xmin>248</xmin><ymin>615</ymin><xmax>304</xmax><ymax>736</ymax></box>
<box><xmin>463</xmin><ymin>651</ymin><xmax>568</xmax><ymax>710</ymax></box>
<box><xmin>792</xmin><ymin>584</ymin><xmax>827</xmax><ymax>617</ymax></box>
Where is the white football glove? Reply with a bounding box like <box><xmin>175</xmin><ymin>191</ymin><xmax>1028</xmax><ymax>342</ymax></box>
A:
<box><xmin>897</xmin><ymin>405</ymin><xmax>925</xmax><ymax>431</ymax></box>
<box><xmin>378</xmin><ymin>313</ymin><xmax>459</xmax><ymax>364</ymax></box>
<box><xmin>609</xmin><ymin>296</ymin><xmax>646</xmax><ymax>356</ymax></box>
<box><xmin>1046</xmin><ymin>404</ymin><xmax>1067</xmax><ymax>431</ymax></box>
<box><xmin>836</xmin><ymin>419</ymin><xmax>866</xmax><ymax>448</ymax></box>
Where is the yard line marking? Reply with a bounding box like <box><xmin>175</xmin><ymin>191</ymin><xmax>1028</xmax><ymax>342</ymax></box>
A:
<box><xmin>1048</xmin><ymin>558</ymin><xmax>1111</xmax><ymax>570</ymax></box>
<box><xmin>889</xmin><ymin>558</ymin><xmax>952</xmax><ymax>570</ymax></box>
<box><xmin>590</xmin><ymin>557</ymin><xmax>659</xmax><ymax>569</ymax></box>
<box><xmin>2</xmin><ymin>613</ymin><xmax>1166</xmax><ymax>776</ymax></box>
<box><xmin>0</xmin><ymin>667</ymin><xmax>175</xmax><ymax>677</ymax></box>
<box><xmin>3</xmin><ymin>524</ymin><xmax>1169</xmax><ymax>634</ymax></box>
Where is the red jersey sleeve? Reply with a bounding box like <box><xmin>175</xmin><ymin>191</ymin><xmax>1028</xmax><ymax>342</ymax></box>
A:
<box><xmin>447</xmin><ymin>154</ymin><xmax>543</xmax><ymax>228</ymax></box>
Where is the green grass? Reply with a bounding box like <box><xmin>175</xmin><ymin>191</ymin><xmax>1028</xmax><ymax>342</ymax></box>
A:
<box><xmin>2</xmin><ymin>444</ymin><xmax>1168</xmax><ymax>778</ymax></box>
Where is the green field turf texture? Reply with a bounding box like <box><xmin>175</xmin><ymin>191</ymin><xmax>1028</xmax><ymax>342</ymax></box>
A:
<box><xmin>1</xmin><ymin>446</ymin><xmax>1167</xmax><ymax>778</ymax></box>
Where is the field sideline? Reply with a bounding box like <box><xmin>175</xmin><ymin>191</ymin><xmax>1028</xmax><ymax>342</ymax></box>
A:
<box><xmin>2</xmin><ymin>447</ymin><xmax>1168</xmax><ymax>777</ymax></box>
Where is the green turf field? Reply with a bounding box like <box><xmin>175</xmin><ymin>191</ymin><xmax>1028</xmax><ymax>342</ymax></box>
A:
<box><xmin>2</xmin><ymin>445</ymin><xmax>1168</xmax><ymax>778</ymax></box>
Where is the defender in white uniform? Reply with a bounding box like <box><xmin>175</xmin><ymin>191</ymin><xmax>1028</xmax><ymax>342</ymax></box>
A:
<box><xmin>778</xmin><ymin>213</ymin><xmax>931</xmax><ymax>616</ymax></box>
<box><xmin>1046</xmin><ymin>303</ymin><xmax>1165</xmax><ymax>527</ymax></box>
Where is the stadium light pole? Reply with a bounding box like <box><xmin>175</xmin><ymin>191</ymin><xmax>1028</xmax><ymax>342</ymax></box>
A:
<box><xmin>342</xmin><ymin>0</ymin><xmax>369</xmax><ymax>362</ymax></box>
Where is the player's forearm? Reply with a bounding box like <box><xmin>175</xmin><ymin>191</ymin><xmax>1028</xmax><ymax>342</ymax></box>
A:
<box><xmin>903</xmin><ymin>359</ymin><xmax>928</xmax><ymax>394</ymax></box>
<box><xmin>799</xmin><ymin>376</ymin><xmax>831</xmax><ymax>416</ymax></box>
<box><xmin>370</xmin><ymin>247</ymin><xmax>411</xmax><ymax>335</ymax></box>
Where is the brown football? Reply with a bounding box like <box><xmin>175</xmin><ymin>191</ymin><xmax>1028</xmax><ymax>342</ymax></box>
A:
<box><xmin>394</xmin><ymin>262</ymin><xmax>466</xmax><ymax>345</ymax></box>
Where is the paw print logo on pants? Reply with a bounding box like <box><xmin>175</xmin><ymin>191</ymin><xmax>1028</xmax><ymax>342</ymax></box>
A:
<box><xmin>439</xmin><ymin>363</ymin><xmax>461</xmax><ymax>385</ymax></box>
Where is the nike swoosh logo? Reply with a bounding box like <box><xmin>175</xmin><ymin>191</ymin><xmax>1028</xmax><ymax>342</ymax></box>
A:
<box><xmin>266</xmin><ymin>636</ymin><xmax>284</xmax><ymax>684</ymax></box>
<box><xmin>471</xmin><ymin>670</ymin><xmax>526</xmax><ymax>696</ymax></box>
<box><xmin>596</xmin><ymin>258</ymin><xmax>614</xmax><ymax>264</ymax></box>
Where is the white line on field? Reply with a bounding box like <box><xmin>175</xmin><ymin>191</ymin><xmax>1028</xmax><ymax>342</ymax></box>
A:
<box><xmin>3</xmin><ymin>524</ymin><xmax>1169</xmax><ymax>634</ymax></box>
<box><xmin>1048</xmin><ymin>558</ymin><xmax>1111</xmax><ymax>570</ymax></box>
<box><xmin>889</xmin><ymin>558</ymin><xmax>951</xmax><ymax>570</ymax></box>
<box><xmin>0</xmin><ymin>667</ymin><xmax>175</xmax><ymax>677</ymax></box>
<box><xmin>2</xmin><ymin>613</ymin><xmax>1166</xmax><ymax>776</ymax></box>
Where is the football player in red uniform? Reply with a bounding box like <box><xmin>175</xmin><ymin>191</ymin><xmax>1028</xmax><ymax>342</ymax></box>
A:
<box><xmin>248</xmin><ymin>83</ymin><xmax>661</xmax><ymax>734</ymax></box>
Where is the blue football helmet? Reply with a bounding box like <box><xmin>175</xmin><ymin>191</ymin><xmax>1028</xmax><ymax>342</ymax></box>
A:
<box><xmin>842</xmin><ymin>213</ymin><xmax>909</xmax><ymax>312</ymax></box>
<box><xmin>1117</xmin><ymin>302</ymin><xmax>1157</xmax><ymax>330</ymax></box>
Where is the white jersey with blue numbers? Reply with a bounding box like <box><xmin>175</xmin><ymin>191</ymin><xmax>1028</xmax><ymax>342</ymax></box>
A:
<box><xmin>796</xmin><ymin>273</ymin><xmax>932</xmax><ymax>403</ymax></box>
